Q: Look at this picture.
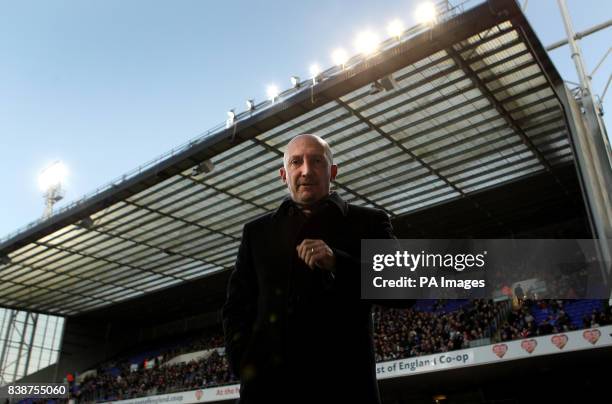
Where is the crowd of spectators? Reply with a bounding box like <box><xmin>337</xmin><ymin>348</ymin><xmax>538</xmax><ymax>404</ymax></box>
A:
<box><xmin>159</xmin><ymin>334</ymin><xmax>224</xmax><ymax>363</ymax></box>
<box><xmin>67</xmin><ymin>299</ymin><xmax>610</xmax><ymax>402</ymax></box>
<box><xmin>374</xmin><ymin>299</ymin><xmax>611</xmax><ymax>361</ymax></box>
<box><xmin>68</xmin><ymin>331</ymin><xmax>236</xmax><ymax>403</ymax></box>
<box><xmin>583</xmin><ymin>305</ymin><xmax>612</xmax><ymax>328</ymax></box>
<box><xmin>499</xmin><ymin>299</ymin><xmax>612</xmax><ymax>341</ymax></box>
<box><xmin>72</xmin><ymin>351</ymin><xmax>236</xmax><ymax>403</ymax></box>
<box><xmin>372</xmin><ymin>299</ymin><xmax>504</xmax><ymax>362</ymax></box>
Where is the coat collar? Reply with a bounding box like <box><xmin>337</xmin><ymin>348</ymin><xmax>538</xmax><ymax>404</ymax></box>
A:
<box><xmin>273</xmin><ymin>191</ymin><xmax>348</xmax><ymax>218</ymax></box>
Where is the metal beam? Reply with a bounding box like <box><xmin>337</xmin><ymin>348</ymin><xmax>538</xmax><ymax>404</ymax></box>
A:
<box><xmin>546</xmin><ymin>19</ymin><xmax>612</xmax><ymax>51</ymax></box>
<box><xmin>333</xmin><ymin>96</ymin><xmax>509</xmax><ymax>231</ymax></box>
<box><xmin>445</xmin><ymin>46</ymin><xmax>575</xmax><ymax>200</ymax></box>
<box><xmin>0</xmin><ymin>310</ymin><xmax>16</xmax><ymax>384</ymax></box>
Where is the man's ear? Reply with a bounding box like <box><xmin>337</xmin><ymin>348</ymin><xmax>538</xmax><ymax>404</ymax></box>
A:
<box><xmin>280</xmin><ymin>167</ymin><xmax>287</xmax><ymax>184</ymax></box>
<box><xmin>330</xmin><ymin>164</ymin><xmax>338</xmax><ymax>181</ymax></box>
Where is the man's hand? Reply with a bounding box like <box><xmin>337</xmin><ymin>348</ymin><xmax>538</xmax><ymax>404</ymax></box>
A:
<box><xmin>296</xmin><ymin>239</ymin><xmax>336</xmax><ymax>271</ymax></box>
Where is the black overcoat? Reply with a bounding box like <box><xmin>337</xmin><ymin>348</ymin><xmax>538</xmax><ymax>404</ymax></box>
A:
<box><xmin>222</xmin><ymin>192</ymin><xmax>394</xmax><ymax>404</ymax></box>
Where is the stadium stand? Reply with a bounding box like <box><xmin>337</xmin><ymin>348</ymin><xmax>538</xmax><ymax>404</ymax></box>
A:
<box><xmin>72</xmin><ymin>351</ymin><xmax>234</xmax><ymax>402</ymax></box>
<box><xmin>56</xmin><ymin>298</ymin><xmax>610</xmax><ymax>403</ymax></box>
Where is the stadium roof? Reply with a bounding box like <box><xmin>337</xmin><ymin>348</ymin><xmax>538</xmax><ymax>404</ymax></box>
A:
<box><xmin>0</xmin><ymin>0</ymin><xmax>578</xmax><ymax>316</ymax></box>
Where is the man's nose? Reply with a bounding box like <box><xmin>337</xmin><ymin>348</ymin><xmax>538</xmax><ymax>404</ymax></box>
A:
<box><xmin>301</xmin><ymin>159</ymin><xmax>312</xmax><ymax>176</ymax></box>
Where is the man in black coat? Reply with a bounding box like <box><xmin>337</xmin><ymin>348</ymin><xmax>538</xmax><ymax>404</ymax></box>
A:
<box><xmin>222</xmin><ymin>134</ymin><xmax>395</xmax><ymax>404</ymax></box>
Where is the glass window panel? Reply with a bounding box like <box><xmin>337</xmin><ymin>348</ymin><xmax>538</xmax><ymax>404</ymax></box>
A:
<box><xmin>0</xmin><ymin>310</ymin><xmax>63</xmax><ymax>383</ymax></box>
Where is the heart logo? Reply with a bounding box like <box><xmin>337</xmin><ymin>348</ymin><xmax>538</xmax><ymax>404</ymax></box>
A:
<box><xmin>521</xmin><ymin>339</ymin><xmax>537</xmax><ymax>354</ymax></box>
<box><xmin>195</xmin><ymin>390</ymin><xmax>203</xmax><ymax>400</ymax></box>
<box><xmin>492</xmin><ymin>344</ymin><xmax>508</xmax><ymax>358</ymax></box>
<box><xmin>582</xmin><ymin>329</ymin><xmax>601</xmax><ymax>345</ymax></box>
<box><xmin>551</xmin><ymin>334</ymin><xmax>568</xmax><ymax>349</ymax></box>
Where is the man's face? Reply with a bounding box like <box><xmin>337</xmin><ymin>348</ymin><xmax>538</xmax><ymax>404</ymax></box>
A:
<box><xmin>280</xmin><ymin>135</ymin><xmax>338</xmax><ymax>205</ymax></box>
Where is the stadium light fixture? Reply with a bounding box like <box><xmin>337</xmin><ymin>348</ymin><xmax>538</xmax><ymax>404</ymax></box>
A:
<box><xmin>38</xmin><ymin>161</ymin><xmax>68</xmax><ymax>192</ymax></box>
<box><xmin>290</xmin><ymin>76</ymin><xmax>301</xmax><ymax>88</ymax></box>
<box><xmin>331</xmin><ymin>48</ymin><xmax>349</xmax><ymax>68</ymax></box>
<box><xmin>369</xmin><ymin>81</ymin><xmax>384</xmax><ymax>95</ymax></box>
<box><xmin>191</xmin><ymin>159</ymin><xmax>215</xmax><ymax>176</ymax></box>
<box><xmin>309</xmin><ymin>64</ymin><xmax>321</xmax><ymax>84</ymax></box>
<box><xmin>78</xmin><ymin>216</ymin><xmax>95</xmax><ymax>230</ymax></box>
<box><xmin>380</xmin><ymin>75</ymin><xmax>397</xmax><ymax>91</ymax></box>
<box><xmin>386</xmin><ymin>19</ymin><xmax>405</xmax><ymax>39</ymax></box>
<box><xmin>246</xmin><ymin>99</ymin><xmax>255</xmax><ymax>111</ymax></box>
<box><xmin>354</xmin><ymin>30</ymin><xmax>380</xmax><ymax>55</ymax></box>
<box><xmin>414</xmin><ymin>2</ymin><xmax>438</xmax><ymax>25</ymax></box>
<box><xmin>267</xmin><ymin>84</ymin><xmax>279</xmax><ymax>101</ymax></box>
<box><xmin>226</xmin><ymin>109</ymin><xmax>235</xmax><ymax>128</ymax></box>
<box><xmin>39</xmin><ymin>160</ymin><xmax>67</xmax><ymax>218</ymax></box>
<box><xmin>369</xmin><ymin>74</ymin><xmax>397</xmax><ymax>95</ymax></box>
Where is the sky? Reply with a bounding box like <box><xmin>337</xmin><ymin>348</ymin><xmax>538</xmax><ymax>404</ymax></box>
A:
<box><xmin>1</xmin><ymin>0</ymin><xmax>610</xmax><ymax>239</ymax></box>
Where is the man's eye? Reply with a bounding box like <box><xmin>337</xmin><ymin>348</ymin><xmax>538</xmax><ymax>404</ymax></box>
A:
<box><xmin>312</xmin><ymin>157</ymin><xmax>324</xmax><ymax>165</ymax></box>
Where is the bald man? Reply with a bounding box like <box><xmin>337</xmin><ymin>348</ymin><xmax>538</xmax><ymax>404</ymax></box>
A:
<box><xmin>222</xmin><ymin>134</ymin><xmax>395</xmax><ymax>404</ymax></box>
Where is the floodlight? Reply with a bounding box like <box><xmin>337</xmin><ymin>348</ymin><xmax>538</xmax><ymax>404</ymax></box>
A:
<box><xmin>267</xmin><ymin>84</ymin><xmax>279</xmax><ymax>101</ymax></box>
<box><xmin>39</xmin><ymin>160</ymin><xmax>67</xmax><ymax>218</ymax></box>
<box><xmin>369</xmin><ymin>81</ymin><xmax>384</xmax><ymax>95</ymax></box>
<box><xmin>246</xmin><ymin>99</ymin><xmax>255</xmax><ymax>111</ymax></box>
<box><xmin>226</xmin><ymin>109</ymin><xmax>235</xmax><ymax>128</ymax></box>
<box><xmin>78</xmin><ymin>216</ymin><xmax>94</xmax><ymax>230</ymax></box>
<box><xmin>309</xmin><ymin>64</ymin><xmax>321</xmax><ymax>77</ymax></box>
<box><xmin>310</xmin><ymin>64</ymin><xmax>321</xmax><ymax>84</ymax></box>
<box><xmin>290</xmin><ymin>76</ymin><xmax>300</xmax><ymax>88</ymax></box>
<box><xmin>331</xmin><ymin>48</ymin><xmax>349</xmax><ymax>67</ymax></box>
<box><xmin>380</xmin><ymin>75</ymin><xmax>397</xmax><ymax>91</ymax></box>
<box><xmin>354</xmin><ymin>30</ymin><xmax>380</xmax><ymax>55</ymax></box>
<box><xmin>387</xmin><ymin>19</ymin><xmax>405</xmax><ymax>39</ymax></box>
<box><xmin>192</xmin><ymin>159</ymin><xmax>215</xmax><ymax>176</ymax></box>
<box><xmin>38</xmin><ymin>161</ymin><xmax>68</xmax><ymax>192</ymax></box>
<box><xmin>415</xmin><ymin>2</ymin><xmax>438</xmax><ymax>25</ymax></box>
